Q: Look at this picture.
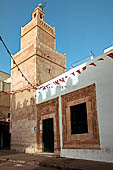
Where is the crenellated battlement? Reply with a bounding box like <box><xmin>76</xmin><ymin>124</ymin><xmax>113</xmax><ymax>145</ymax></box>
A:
<box><xmin>38</xmin><ymin>19</ymin><xmax>55</xmax><ymax>37</ymax></box>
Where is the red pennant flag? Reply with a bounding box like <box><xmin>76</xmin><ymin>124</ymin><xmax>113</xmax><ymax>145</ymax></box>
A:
<box><xmin>107</xmin><ymin>53</ymin><xmax>113</xmax><ymax>59</ymax></box>
<box><xmin>54</xmin><ymin>80</ymin><xmax>59</xmax><ymax>85</ymax></box>
<box><xmin>76</xmin><ymin>70</ymin><xmax>81</xmax><ymax>74</ymax></box>
<box><xmin>71</xmin><ymin>72</ymin><xmax>75</xmax><ymax>76</ymax></box>
<box><xmin>27</xmin><ymin>89</ymin><xmax>31</xmax><ymax>92</ymax></box>
<box><xmin>40</xmin><ymin>86</ymin><xmax>47</xmax><ymax>90</ymax></box>
<box><xmin>13</xmin><ymin>92</ymin><xmax>17</xmax><ymax>95</ymax></box>
<box><xmin>82</xmin><ymin>66</ymin><xmax>87</xmax><ymax>71</ymax></box>
<box><xmin>9</xmin><ymin>93</ymin><xmax>12</xmax><ymax>95</ymax></box>
<box><xmin>4</xmin><ymin>93</ymin><xmax>9</xmax><ymax>95</ymax></box>
<box><xmin>59</xmin><ymin>78</ymin><xmax>65</xmax><ymax>82</ymax></box>
<box><xmin>97</xmin><ymin>58</ymin><xmax>104</xmax><ymax>61</ymax></box>
<box><xmin>65</xmin><ymin>76</ymin><xmax>68</xmax><ymax>78</ymax></box>
<box><xmin>43</xmin><ymin>86</ymin><xmax>46</xmax><ymax>90</ymax></box>
<box><xmin>46</xmin><ymin>84</ymin><xmax>50</xmax><ymax>88</ymax></box>
<box><xmin>89</xmin><ymin>62</ymin><xmax>96</xmax><ymax>66</ymax></box>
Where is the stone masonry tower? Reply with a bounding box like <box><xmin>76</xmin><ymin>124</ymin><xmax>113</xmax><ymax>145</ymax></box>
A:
<box><xmin>22</xmin><ymin>7</ymin><xmax>66</xmax><ymax>86</ymax></box>
<box><xmin>11</xmin><ymin>7</ymin><xmax>66</xmax><ymax>153</ymax></box>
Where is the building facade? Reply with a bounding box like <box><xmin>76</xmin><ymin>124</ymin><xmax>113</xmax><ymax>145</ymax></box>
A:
<box><xmin>36</xmin><ymin>48</ymin><xmax>113</xmax><ymax>163</ymax></box>
<box><xmin>0</xmin><ymin>71</ymin><xmax>11</xmax><ymax>148</ymax></box>
<box><xmin>10</xmin><ymin>6</ymin><xmax>113</xmax><ymax>163</ymax></box>
<box><xmin>10</xmin><ymin>7</ymin><xmax>66</xmax><ymax>152</ymax></box>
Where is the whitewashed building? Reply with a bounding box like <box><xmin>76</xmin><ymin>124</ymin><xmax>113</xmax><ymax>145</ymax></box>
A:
<box><xmin>36</xmin><ymin>48</ymin><xmax>113</xmax><ymax>163</ymax></box>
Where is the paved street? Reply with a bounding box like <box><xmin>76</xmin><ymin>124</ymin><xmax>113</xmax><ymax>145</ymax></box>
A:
<box><xmin>0</xmin><ymin>149</ymin><xmax>59</xmax><ymax>170</ymax></box>
<box><xmin>0</xmin><ymin>149</ymin><xmax>113</xmax><ymax>170</ymax></box>
<box><xmin>0</xmin><ymin>160</ymin><xmax>58</xmax><ymax>170</ymax></box>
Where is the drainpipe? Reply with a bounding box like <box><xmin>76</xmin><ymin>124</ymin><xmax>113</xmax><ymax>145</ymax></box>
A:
<box><xmin>59</xmin><ymin>95</ymin><xmax>63</xmax><ymax>155</ymax></box>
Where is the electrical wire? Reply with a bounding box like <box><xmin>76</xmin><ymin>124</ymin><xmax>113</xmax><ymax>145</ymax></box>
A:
<box><xmin>0</xmin><ymin>36</ymin><xmax>34</xmax><ymax>88</ymax></box>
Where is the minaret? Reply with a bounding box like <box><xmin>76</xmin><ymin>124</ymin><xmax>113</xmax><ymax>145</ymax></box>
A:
<box><xmin>11</xmin><ymin>7</ymin><xmax>66</xmax><ymax>90</ymax></box>
<box><xmin>11</xmin><ymin>7</ymin><xmax>66</xmax><ymax>152</ymax></box>
<box><xmin>21</xmin><ymin>7</ymin><xmax>56</xmax><ymax>50</ymax></box>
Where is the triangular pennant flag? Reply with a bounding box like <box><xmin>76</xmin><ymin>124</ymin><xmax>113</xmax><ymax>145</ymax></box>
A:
<box><xmin>27</xmin><ymin>89</ymin><xmax>31</xmax><ymax>92</ymax></box>
<box><xmin>89</xmin><ymin>62</ymin><xmax>96</xmax><ymax>66</ymax></box>
<box><xmin>34</xmin><ymin>87</ymin><xmax>37</xmax><ymax>90</ymax></box>
<box><xmin>65</xmin><ymin>76</ymin><xmax>68</xmax><ymax>78</ymax></box>
<box><xmin>71</xmin><ymin>72</ymin><xmax>75</xmax><ymax>76</ymax></box>
<box><xmin>13</xmin><ymin>60</ymin><xmax>16</xmax><ymax>64</ymax></box>
<box><xmin>4</xmin><ymin>93</ymin><xmax>8</xmax><ymax>95</ymax></box>
<box><xmin>97</xmin><ymin>58</ymin><xmax>104</xmax><ymax>61</ymax></box>
<box><xmin>59</xmin><ymin>78</ymin><xmax>65</xmax><ymax>82</ymax></box>
<box><xmin>107</xmin><ymin>53</ymin><xmax>113</xmax><ymax>59</ymax></box>
<box><xmin>46</xmin><ymin>84</ymin><xmax>50</xmax><ymax>88</ymax></box>
<box><xmin>43</xmin><ymin>86</ymin><xmax>46</xmax><ymax>90</ymax></box>
<box><xmin>18</xmin><ymin>67</ymin><xmax>20</xmax><ymax>71</ymax></box>
<box><xmin>54</xmin><ymin>80</ymin><xmax>59</xmax><ymax>85</ymax></box>
<box><xmin>13</xmin><ymin>92</ymin><xmax>17</xmax><ymax>95</ymax></box>
<box><xmin>82</xmin><ymin>66</ymin><xmax>87</xmax><ymax>71</ymax></box>
<box><xmin>40</xmin><ymin>86</ymin><xmax>46</xmax><ymax>90</ymax></box>
<box><xmin>76</xmin><ymin>70</ymin><xmax>81</xmax><ymax>74</ymax></box>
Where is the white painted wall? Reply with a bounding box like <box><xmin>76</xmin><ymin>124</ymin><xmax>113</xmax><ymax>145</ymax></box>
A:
<box><xmin>36</xmin><ymin>51</ymin><xmax>113</xmax><ymax>163</ymax></box>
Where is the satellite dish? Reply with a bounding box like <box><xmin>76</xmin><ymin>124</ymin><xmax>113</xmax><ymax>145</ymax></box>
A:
<box><xmin>38</xmin><ymin>1</ymin><xmax>47</xmax><ymax>11</ymax></box>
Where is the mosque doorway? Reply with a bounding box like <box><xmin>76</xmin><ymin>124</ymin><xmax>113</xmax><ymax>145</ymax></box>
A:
<box><xmin>42</xmin><ymin>118</ymin><xmax>54</xmax><ymax>153</ymax></box>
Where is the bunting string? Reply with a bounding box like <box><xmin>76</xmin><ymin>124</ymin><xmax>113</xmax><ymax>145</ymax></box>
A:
<box><xmin>0</xmin><ymin>36</ymin><xmax>34</xmax><ymax>88</ymax></box>
<box><xmin>0</xmin><ymin>47</ymin><xmax>113</xmax><ymax>96</ymax></box>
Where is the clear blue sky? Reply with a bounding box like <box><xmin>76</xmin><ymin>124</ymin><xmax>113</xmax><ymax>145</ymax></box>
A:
<box><xmin>0</xmin><ymin>0</ymin><xmax>113</xmax><ymax>74</ymax></box>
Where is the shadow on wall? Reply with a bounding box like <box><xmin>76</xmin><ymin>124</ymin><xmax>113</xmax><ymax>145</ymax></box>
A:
<box><xmin>16</xmin><ymin>97</ymin><xmax>36</xmax><ymax>109</ymax></box>
<box><xmin>37</xmin><ymin>75</ymin><xmax>79</xmax><ymax>103</ymax></box>
<box><xmin>11</xmin><ymin>92</ymin><xmax>36</xmax><ymax>110</ymax></box>
<box><xmin>11</xmin><ymin>91</ymin><xmax>38</xmax><ymax>153</ymax></box>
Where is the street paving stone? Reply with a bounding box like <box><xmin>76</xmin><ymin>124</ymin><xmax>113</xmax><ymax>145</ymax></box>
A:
<box><xmin>0</xmin><ymin>161</ymin><xmax>58</xmax><ymax>170</ymax></box>
<box><xmin>0</xmin><ymin>150</ymin><xmax>113</xmax><ymax>170</ymax></box>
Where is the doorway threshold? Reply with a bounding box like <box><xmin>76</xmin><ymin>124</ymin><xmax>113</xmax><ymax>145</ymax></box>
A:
<box><xmin>35</xmin><ymin>152</ymin><xmax>60</xmax><ymax>158</ymax></box>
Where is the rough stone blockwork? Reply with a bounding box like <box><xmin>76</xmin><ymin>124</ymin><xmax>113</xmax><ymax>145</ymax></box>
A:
<box><xmin>11</xmin><ymin>104</ymin><xmax>37</xmax><ymax>153</ymax></box>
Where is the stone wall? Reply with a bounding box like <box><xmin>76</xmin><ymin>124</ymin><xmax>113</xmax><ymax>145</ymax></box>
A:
<box><xmin>0</xmin><ymin>71</ymin><xmax>10</xmax><ymax>81</ymax></box>
<box><xmin>36</xmin><ymin>43</ymin><xmax>66</xmax><ymax>85</ymax></box>
<box><xmin>38</xmin><ymin>27</ymin><xmax>55</xmax><ymax>49</ymax></box>
<box><xmin>0</xmin><ymin>91</ymin><xmax>10</xmax><ymax>119</ymax></box>
<box><xmin>11</xmin><ymin>55</ymin><xmax>36</xmax><ymax>90</ymax></box>
<box><xmin>11</xmin><ymin>103</ymin><xmax>37</xmax><ymax>153</ymax></box>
